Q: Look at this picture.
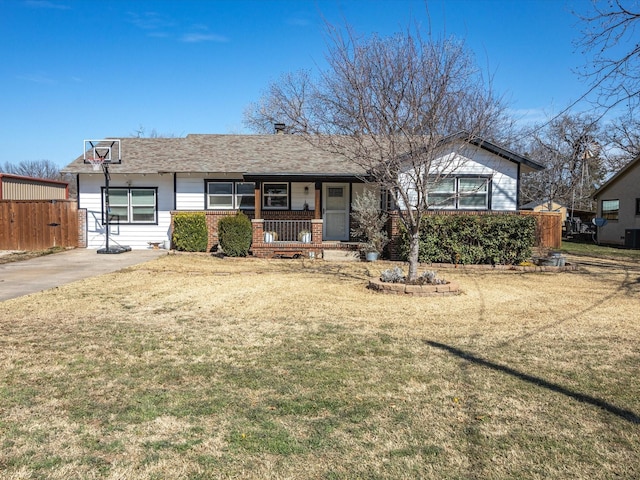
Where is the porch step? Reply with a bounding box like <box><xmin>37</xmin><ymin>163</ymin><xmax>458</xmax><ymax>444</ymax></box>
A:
<box><xmin>322</xmin><ymin>249</ymin><xmax>361</xmax><ymax>262</ymax></box>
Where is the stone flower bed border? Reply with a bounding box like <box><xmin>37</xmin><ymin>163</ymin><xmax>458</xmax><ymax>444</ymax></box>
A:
<box><xmin>367</xmin><ymin>261</ymin><xmax>578</xmax><ymax>296</ymax></box>
<box><xmin>368</xmin><ymin>278</ymin><xmax>461</xmax><ymax>297</ymax></box>
<box><xmin>428</xmin><ymin>262</ymin><xmax>578</xmax><ymax>272</ymax></box>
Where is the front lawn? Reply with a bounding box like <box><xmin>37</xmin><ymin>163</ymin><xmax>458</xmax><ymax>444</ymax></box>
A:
<box><xmin>0</xmin><ymin>254</ymin><xmax>638</xmax><ymax>479</ymax></box>
<box><xmin>561</xmin><ymin>239</ymin><xmax>640</xmax><ymax>261</ymax></box>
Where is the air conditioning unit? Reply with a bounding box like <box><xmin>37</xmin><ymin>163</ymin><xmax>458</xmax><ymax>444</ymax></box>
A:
<box><xmin>624</xmin><ymin>229</ymin><xmax>640</xmax><ymax>249</ymax></box>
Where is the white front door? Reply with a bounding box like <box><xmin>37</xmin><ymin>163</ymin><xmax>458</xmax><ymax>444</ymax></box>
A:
<box><xmin>323</xmin><ymin>183</ymin><xmax>350</xmax><ymax>241</ymax></box>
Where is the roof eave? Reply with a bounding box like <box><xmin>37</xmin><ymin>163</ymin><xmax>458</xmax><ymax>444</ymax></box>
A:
<box><xmin>439</xmin><ymin>131</ymin><xmax>545</xmax><ymax>171</ymax></box>
<box><xmin>592</xmin><ymin>154</ymin><xmax>640</xmax><ymax>199</ymax></box>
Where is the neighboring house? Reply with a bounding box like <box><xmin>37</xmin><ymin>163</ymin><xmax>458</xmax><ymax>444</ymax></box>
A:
<box><xmin>0</xmin><ymin>173</ymin><xmax>69</xmax><ymax>200</ymax></box>
<box><xmin>520</xmin><ymin>200</ymin><xmax>568</xmax><ymax>222</ymax></box>
<box><xmin>592</xmin><ymin>154</ymin><xmax>640</xmax><ymax>247</ymax></box>
<box><xmin>61</xmin><ymin>132</ymin><xmax>543</xmax><ymax>257</ymax></box>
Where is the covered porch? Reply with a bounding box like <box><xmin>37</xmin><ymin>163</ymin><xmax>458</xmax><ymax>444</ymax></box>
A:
<box><xmin>247</xmin><ymin>179</ymin><xmax>362</xmax><ymax>259</ymax></box>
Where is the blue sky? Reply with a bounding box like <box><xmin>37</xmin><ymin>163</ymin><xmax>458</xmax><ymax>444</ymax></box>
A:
<box><xmin>1</xmin><ymin>0</ymin><xmax>598</xmax><ymax>168</ymax></box>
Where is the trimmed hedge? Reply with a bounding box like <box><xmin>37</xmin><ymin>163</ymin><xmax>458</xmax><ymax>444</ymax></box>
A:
<box><xmin>398</xmin><ymin>214</ymin><xmax>536</xmax><ymax>265</ymax></box>
<box><xmin>172</xmin><ymin>213</ymin><xmax>208</xmax><ymax>252</ymax></box>
<box><xmin>218</xmin><ymin>212</ymin><xmax>252</xmax><ymax>257</ymax></box>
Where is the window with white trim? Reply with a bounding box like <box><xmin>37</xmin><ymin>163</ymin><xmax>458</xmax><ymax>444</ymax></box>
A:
<box><xmin>263</xmin><ymin>183</ymin><xmax>289</xmax><ymax>209</ymax></box>
<box><xmin>428</xmin><ymin>177</ymin><xmax>489</xmax><ymax>209</ymax></box>
<box><xmin>206</xmin><ymin>181</ymin><xmax>255</xmax><ymax>209</ymax></box>
<box><xmin>103</xmin><ymin>188</ymin><xmax>157</xmax><ymax>224</ymax></box>
<box><xmin>428</xmin><ymin>178</ymin><xmax>456</xmax><ymax>208</ymax></box>
<box><xmin>602</xmin><ymin>199</ymin><xmax>619</xmax><ymax>221</ymax></box>
<box><xmin>236</xmin><ymin>182</ymin><xmax>255</xmax><ymax>209</ymax></box>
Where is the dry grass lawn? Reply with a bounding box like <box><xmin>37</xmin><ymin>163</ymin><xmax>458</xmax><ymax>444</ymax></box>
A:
<box><xmin>0</xmin><ymin>253</ymin><xmax>639</xmax><ymax>479</ymax></box>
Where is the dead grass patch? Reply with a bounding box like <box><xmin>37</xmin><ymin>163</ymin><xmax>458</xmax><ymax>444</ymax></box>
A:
<box><xmin>0</xmin><ymin>254</ymin><xmax>639</xmax><ymax>478</ymax></box>
<box><xmin>0</xmin><ymin>246</ymin><xmax>68</xmax><ymax>264</ymax></box>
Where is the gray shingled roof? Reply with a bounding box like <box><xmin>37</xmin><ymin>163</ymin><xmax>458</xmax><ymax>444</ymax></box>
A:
<box><xmin>62</xmin><ymin>134</ymin><xmax>366</xmax><ymax>176</ymax></box>
<box><xmin>62</xmin><ymin>133</ymin><xmax>542</xmax><ymax>177</ymax></box>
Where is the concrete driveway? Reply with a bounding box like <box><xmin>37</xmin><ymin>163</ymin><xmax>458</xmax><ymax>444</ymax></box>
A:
<box><xmin>0</xmin><ymin>248</ymin><xmax>167</xmax><ymax>302</ymax></box>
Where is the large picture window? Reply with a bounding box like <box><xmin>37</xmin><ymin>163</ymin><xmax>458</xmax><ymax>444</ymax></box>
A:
<box><xmin>206</xmin><ymin>181</ymin><xmax>255</xmax><ymax>209</ymax></box>
<box><xmin>602</xmin><ymin>199</ymin><xmax>619</xmax><ymax>221</ymax></box>
<box><xmin>428</xmin><ymin>177</ymin><xmax>489</xmax><ymax>209</ymax></box>
<box><xmin>263</xmin><ymin>183</ymin><xmax>289</xmax><ymax>209</ymax></box>
<box><xmin>103</xmin><ymin>188</ymin><xmax>157</xmax><ymax>224</ymax></box>
<box><xmin>428</xmin><ymin>178</ymin><xmax>456</xmax><ymax>208</ymax></box>
<box><xmin>458</xmin><ymin>178</ymin><xmax>488</xmax><ymax>208</ymax></box>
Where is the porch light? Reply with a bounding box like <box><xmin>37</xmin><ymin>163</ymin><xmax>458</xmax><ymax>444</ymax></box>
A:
<box><xmin>304</xmin><ymin>186</ymin><xmax>309</xmax><ymax>195</ymax></box>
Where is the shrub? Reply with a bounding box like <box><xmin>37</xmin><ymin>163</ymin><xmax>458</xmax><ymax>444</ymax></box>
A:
<box><xmin>172</xmin><ymin>213</ymin><xmax>208</xmax><ymax>252</ymax></box>
<box><xmin>380</xmin><ymin>266</ymin><xmax>406</xmax><ymax>283</ymax></box>
<box><xmin>398</xmin><ymin>214</ymin><xmax>536</xmax><ymax>265</ymax></box>
<box><xmin>380</xmin><ymin>267</ymin><xmax>447</xmax><ymax>285</ymax></box>
<box><xmin>218</xmin><ymin>212</ymin><xmax>252</xmax><ymax>257</ymax></box>
<box><xmin>416</xmin><ymin>270</ymin><xmax>447</xmax><ymax>285</ymax></box>
<box><xmin>351</xmin><ymin>190</ymin><xmax>389</xmax><ymax>254</ymax></box>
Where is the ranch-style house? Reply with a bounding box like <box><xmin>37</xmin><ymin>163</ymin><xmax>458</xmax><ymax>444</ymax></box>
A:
<box><xmin>62</xmin><ymin>131</ymin><xmax>544</xmax><ymax>258</ymax></box>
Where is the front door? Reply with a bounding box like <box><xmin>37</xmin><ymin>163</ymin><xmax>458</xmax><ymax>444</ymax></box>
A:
<box><xmin>323</xmin><ymin>183</ymin><xmax>350</xmax><ymax>241</ymax></box>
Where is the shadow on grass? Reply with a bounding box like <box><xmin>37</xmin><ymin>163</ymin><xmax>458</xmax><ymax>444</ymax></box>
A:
<box><xmin>425</xmin><ymin>340</ymin><xmax>640</xmax><ymax>424</ymax></box>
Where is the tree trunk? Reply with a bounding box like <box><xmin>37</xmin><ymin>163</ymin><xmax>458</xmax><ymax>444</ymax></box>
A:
<box><xmin>407</xmin><ymin>230</ymin><xmax>420</xmax><ymax>282</ymax></box>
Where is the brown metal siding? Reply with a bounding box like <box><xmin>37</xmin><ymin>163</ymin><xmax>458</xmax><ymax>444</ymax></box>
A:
<box><xmin>0</xmin><ymin>176</ymin><xmax>68</xmax><ymax>200</ymax></box>
<box><xmin>0</xmin><ymin>200</ymin><xmax>79</xmax><ymax>250</ymax></box>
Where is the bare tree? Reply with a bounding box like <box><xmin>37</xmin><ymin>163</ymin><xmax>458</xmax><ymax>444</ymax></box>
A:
<box><xmin>245</xmin><ymin>25</ymin><xmax>510</xmax><ymax>280</ymax></box>
<box><xmin>603</xmin><ymin>109</ymin><xmax>640</xmax><ymax>171</ymax></box>
<box><xmin>521</xmin><ymin>113</ymin><xmax>606</xmax><ymax>214</ymax></box>
<box><xmin>575</xmin><ymin>0</ymin><xmax>640</xmax><ymax>111</ymax></box>
<box><xmin>0</xmin><ymin>159</ymin><xmax>62</xmax><ymax>180</ymax></box>
<box><xmin>244</xmin><ymin>70</ymin><xmax>316</xmax><ymax>134</ymax></box>
<box><xmin>130</xmin><ymin>124</ymin><xmax>179</xmax><ymax>138</ymax></box>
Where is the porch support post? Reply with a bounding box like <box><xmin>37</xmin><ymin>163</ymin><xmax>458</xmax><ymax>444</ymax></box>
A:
<box><xmin>254</xmin><ymin>181</ymin><xmax>262</xmax><ymax>219</ymax></box>
<box><xmin>311</xmin><ymin>219</ymin><xmax>323</xmax><ymax>244</ymax></box>
<box><xmin>252</xmin><ymin>219</ymin><xmax>264</xmax><ymax>244</ymax></box>
<box><xmin>314</xmin><ymin>182</ymin><xmax>322</xmax><ymax>220</ymax></box>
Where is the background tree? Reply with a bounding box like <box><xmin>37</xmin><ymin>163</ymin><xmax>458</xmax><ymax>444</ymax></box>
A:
<box><xmin>574</xmin><ymin>0</ymin><xmax>640</xmax><ymax>112</ymax></box>
<box><xmin>131</xmin><ymin>124</ymin><xmax>179</xmax><ymax>138</ymax></box>
<box><xmin>245</xmin><ymin>25</ymin><xmax>510</xmax><ymax>280</ymax></box>
<box><xmin>603</xmin><ymin>109</ymin><xmax>640</xmax><ymax>171</ymax></box>
<box><xmin>521</xmin><ymin>113</ymin><xmax>605</xmax><ymax>214</ymax></box>
<box><xmin>0</xmin><ymin>159</ymin><xmax>62</xmax><ymax>179</ymax></box>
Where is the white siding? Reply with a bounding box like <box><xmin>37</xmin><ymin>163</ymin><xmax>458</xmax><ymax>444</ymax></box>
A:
<box><xmin>351</xmin><ymin>183</ymin><xmax>366</xmax><ymax>200</ymax></box>
<box><xmin>351</xmin><ymin>183</ymin><xmax>378</xmax><ymax>204</ymax></box>
<box><xmin>291</xmin><ymin>182</ymin><xmax>315</xmax><ymax>210</ymax></box>
<box><xmin>176</xmin><ymin>174</ymin><xmax>206</xmax><ymax>210</ymax></box>
<box><xmin>177</xmin><ymin>177</ymin><xmax>316</xmax><ymax>211</ymax></box>
<box><xmin>397</xmin><ymin>144</ymin><xmax>520</xmax><ymax>211</ymax></box>
<box><xmin>78</xmin><ymin>173</ymin><xmax>173</xmax><ymax>250</ymax></box>
<box><xmin>455</xmin><ymin>146</ymin><xmax>519</xmax><ymax>210</ymax></box>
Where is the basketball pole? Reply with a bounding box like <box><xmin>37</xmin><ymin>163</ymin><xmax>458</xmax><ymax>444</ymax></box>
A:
<box><xmin>104</xmin><ymin>162</ymin><xmax>111</xmax><ymax>253</ymax></box>
<box><xmin>90</xmin><ymin>139</ymin><xmax>130</xmax><ymax>254</ymax></box>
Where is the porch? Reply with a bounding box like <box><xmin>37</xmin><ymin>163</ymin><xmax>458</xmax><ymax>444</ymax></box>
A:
<box><xmin>171</xmin><ymin>179</ymin><xmax>364</xmax><ymax>259</ymax></box>
<box><xmin>247</xmin><ymin>179</ymin><xmax>360</xmax><ymax>259</ymax></box>
<box><xmin>250</xmin><ymin>218</ymin><xmax>360</xmax><ymax>259</ymax></box>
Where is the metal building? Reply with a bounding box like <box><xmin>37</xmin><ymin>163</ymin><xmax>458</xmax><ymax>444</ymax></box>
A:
<box><xmin>0</xmin><ymin>173</ymin><xmax>69</xmax><ymax>200</ymax></box>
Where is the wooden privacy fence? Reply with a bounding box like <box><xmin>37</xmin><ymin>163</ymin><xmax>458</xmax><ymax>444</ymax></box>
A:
<box><xmin>518</xmin><ymin>210</ymin><xmax>562</xmax><ymax>250</ymax></box>
<box><xmin>0</xmin><ymin>200</ymin><xmax>79</xmax><ymax>250</ymax></box>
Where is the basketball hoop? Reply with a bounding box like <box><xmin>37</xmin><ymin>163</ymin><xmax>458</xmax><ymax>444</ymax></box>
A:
<box><xmin>87</xmin><ymin>156</ymin><xmax>104</xmax><ymax>171</ymax></box>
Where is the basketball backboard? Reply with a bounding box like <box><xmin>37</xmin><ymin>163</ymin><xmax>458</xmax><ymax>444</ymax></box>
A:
<box><xmin>83</xmin><ymin>139</ymin><xmax>122</xmax><ymax>165</ymax></box>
